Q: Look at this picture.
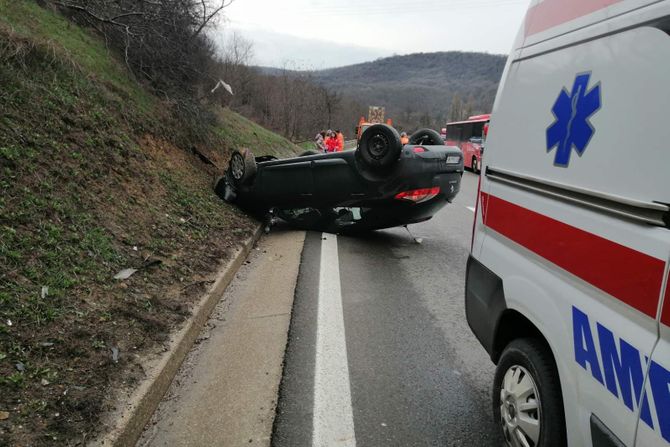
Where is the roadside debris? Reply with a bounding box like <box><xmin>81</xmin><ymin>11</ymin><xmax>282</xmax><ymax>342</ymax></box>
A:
<box><xmin>41</xmin><ymin>286</ymin><xmax>49</xmax><ymax>299</ymax></box>
<box><xmin>114</xmin><ymin>268</ymin><xmax>138</xmax><ymax>280</ymax></box>
<box><xmin>111</xmin><ymin>346</ymin><xmax>119</xmax><ymax>363</ymax></box>
<box><xmin>0</xmin><ymin>411</ymin><xmax>9</xmax><ymax>420</ymax></box>
<box><xmin>113</xmin><ymin>258</ymin><xmax>162</xmax><ymax>280</ymax></box>
<box><xmin>404</xmin><ymin>226</ymin><xmax>423</xmax><ymax>244</ymax></box>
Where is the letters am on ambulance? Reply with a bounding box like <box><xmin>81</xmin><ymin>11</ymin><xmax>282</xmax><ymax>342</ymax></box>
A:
<box><xmin>573</xmin><ymin>306</ymin><xmax>670</xmax><ymax>442</ymax></box>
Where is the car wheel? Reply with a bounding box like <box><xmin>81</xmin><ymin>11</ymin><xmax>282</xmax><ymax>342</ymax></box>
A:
<box><xmin>409</xmin><ymin>128</ymin><xmax>444</xmax><ymax>146</ymax></box>
<box><xmin>229</xmin><ymin>149</ymin><xmax>257</xmax><ymax>187</ymax></box>
<box><xmin>356</xmin><ymin>124</ymin><xmax>402</xmax><ymax>170</ymax></box>
<box><xmin>494</xmin><ymin>338</ymin><xmax>566</xmax><ymax>447</ymax></box>
<box><xmin>299</xmin><ymin>150</ymin><xmax>320</xmax><ymax>157</ymax></box>
<box><xmin>472</xmin><ymin>157</ymin><xmax>479</xmax><ymax>174</ymax></box>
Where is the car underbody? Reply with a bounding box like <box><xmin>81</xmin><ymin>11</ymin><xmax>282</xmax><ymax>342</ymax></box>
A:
<box><xmin>215</xmin><ymin>125</ymin><xmax>464</xmax><ymax>233</ymax></box>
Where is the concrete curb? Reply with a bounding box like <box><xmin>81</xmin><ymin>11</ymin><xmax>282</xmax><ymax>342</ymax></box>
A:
<box><xmin>94</xmin><ymin>224</ymin><xmax>264</xmax><ymax>447</ymax></box>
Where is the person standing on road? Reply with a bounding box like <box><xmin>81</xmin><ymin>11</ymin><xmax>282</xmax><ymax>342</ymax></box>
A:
<box><xmin>336</xmin><ymin>130</ymin><xmax>345</xmax><ymax>152</ymax></box>
<box><xmin>400</xmin><ymin>132</ymin><xmax>410</xmax><ymax>145</ymax></box>
<box><xmin>315</xmin><ymin>131</ymin><xmax>326</xmax><ymax>152</ymax></box>
<box><xmin>325</xmin><ymin>130</ymin><xmax>338</xmax><ymax>153</ymax></box>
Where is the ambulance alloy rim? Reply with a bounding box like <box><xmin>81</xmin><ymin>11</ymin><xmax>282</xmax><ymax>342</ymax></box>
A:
<box><xmin>499</xmin><ymin>365</ymin><xmax>541</xmax><ymax>447</ymax></box>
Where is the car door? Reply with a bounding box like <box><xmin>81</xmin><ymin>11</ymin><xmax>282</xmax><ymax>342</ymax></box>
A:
<box><xmin>312</xmin><ymin>157</ymin><xmax>365</xmax><ymax>205</ymax></box>
<box><xmin>259</xmin><ymin>160</ymin><xmax>314</xmax><ymax>207</ymax></box>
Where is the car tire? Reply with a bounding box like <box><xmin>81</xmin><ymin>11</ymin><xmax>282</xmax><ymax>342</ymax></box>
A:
<box><xmin>356</xmin><ymin>124</ymin><xmax>402</xmax><ymax>170</ymax></box>
<box><xmin>409</xmin><ymin>128</ymin><xmax>444</xmax><ymax>146</ymax></box>
<box><xmin>472</xmin><ymin>157</ymin><xmax>479</xmax><ymax>174</ymax></box>
<box><xmin>300</xmin><ymin>150</ymin><xmax>320</xmax><ymax>157</ymax></box>
<box><xmin>229</xmin><ymin>149</ymin><xmax>257</xmax><ymax>187</ymax></box>
<box><xmin>493</xmin><ymin>338</ymin><xmax>566</xmax><ymax>447</ymax></box>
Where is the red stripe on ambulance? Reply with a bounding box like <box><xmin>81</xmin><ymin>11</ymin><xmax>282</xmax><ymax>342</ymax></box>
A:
<box><xmin>663</xmin><ymin>272</ymin><xmax>670</xmax><ymax>327</ymax></box>
<box><xmin>481</xmin><ymin>193</ymin><xmax>664</xmax><ymax>319</ymax></box>
<box><xmin>525</xmin><ymin>0</ymin><xmax>625</xmax><ymax>37</ymax></box>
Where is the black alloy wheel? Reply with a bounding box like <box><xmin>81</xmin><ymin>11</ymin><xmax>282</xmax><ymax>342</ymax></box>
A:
<box><xmin>229</xmin><ymin>149</ymin><xmax>257</xmax><ymax>186</ymax></box>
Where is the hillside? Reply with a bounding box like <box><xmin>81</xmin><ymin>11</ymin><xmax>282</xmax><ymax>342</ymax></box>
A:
<box><xmin>313</xmin><ymin>52</ymin><xmax>506</xmax><ymax>126</ymax></box>
<box><xmin>0</xmin><ymin>2</ymin><xmax>299</xmax><ymax>445</ymax></box>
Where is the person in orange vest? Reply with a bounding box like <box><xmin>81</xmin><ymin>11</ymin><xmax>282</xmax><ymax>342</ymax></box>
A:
<box><xmin>336</xmin><ymin>130</ymin><xmax>345</xmax><ymax>152</ymax></box>
<box><xmin>325</xmin><ymin>130</ymin><xmax>338</xmax><ymax>153</ymax></box>
<box><xmin>400</xmin><ymin>132</ymin><xmax>410</xmax><ymax>145</ymax></box>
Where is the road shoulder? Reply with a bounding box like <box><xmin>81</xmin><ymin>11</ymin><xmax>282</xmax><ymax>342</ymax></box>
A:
<box><xmin>137</xmin><ymin>230</ymin><xmax>305</xmax><ymax>447</ymax></box>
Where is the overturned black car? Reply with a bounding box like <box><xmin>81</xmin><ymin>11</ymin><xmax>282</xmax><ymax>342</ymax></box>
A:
<box><xmin>214</xmin><ymin>124</ymin><xmax>464</xmax><ymax>233</ymax></box>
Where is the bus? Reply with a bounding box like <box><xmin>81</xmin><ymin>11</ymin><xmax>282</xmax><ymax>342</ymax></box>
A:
<box><xmin>445</xmin><ymin>114</ymin><xmax>490</xmax><ymax>173</ymax></box>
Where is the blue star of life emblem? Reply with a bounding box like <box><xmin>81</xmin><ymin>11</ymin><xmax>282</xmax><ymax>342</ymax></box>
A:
<box><xmin>546</xmin><ymin>73</ymin><xmax>602</xmax><ymax>167</ymax></box>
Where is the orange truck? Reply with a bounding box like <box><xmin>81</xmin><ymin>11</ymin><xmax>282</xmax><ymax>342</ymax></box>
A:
<box><xmin>355</xmin><ymin>107</ymin><xmax>393</xmax><ymax>142</ymax></box>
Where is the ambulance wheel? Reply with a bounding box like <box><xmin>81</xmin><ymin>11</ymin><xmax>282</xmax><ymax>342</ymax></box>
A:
<box><xmin>493</xmin><ymin>338</ymin><xmax>566</xmax><ymax>447</ymax></box>
<box><xmin>229</xmin><ymin>149</ymin><xmax>257</xmax><ymax>187</ymax></box>
<box><xmin>356</xmin><ymin>124</ymin><xmax>402</xmax><ymax>171</ymax></box>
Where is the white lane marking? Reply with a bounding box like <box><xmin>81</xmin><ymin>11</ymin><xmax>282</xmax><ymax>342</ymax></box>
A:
<box><xmin>313</xmin><ymin>234</ymin><xmax>356</xmax><ymax>447</ymax></box>
<box><xmin>467</xmin><ymin>206</ymin><xmax>476</xmax><ymax>212</ymax></box>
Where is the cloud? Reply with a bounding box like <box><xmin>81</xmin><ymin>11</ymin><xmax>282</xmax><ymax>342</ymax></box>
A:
<box><xmin>213</xmin><ymin>27</ymin><xmax>391</xmax><ymax>70</ymax></box>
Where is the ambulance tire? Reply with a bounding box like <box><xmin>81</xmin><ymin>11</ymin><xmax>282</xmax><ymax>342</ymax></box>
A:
<box><xmin>493</xmin><ymin>338</ymin><xmax>566</xmax><ymax>447</ymax></box>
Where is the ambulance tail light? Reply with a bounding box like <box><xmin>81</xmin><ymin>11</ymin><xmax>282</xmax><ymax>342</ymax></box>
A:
<box><xmin>395</xmin><ymin>187</ymin><xmax>440</xmax><ymax>204</ymax></box>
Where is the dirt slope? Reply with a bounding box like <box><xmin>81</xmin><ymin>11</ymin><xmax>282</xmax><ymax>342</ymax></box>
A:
<box><xmin>0</xmin><ymin>2</ymin><xmax>299</xmax><ymax>445</ymax></box>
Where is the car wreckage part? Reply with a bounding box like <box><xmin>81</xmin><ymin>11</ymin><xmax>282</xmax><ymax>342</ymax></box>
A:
<box><xmin>356</xmin><ymin>124</ymin><xmax>402</xmax><ymax>170</ymax></box>
<box><xmin>300</xmin><ymin>150</ymin><xmax>320</xmax><ymax>157</ymax></box>
<box><xmin>409</xmin><ymin>128</ymin><xmax>445</xmax><ymax>146</ymax></box>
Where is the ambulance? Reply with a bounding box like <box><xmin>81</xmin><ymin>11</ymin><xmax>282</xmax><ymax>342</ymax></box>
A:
<box><xmin>465</xmin><ymin>1</ymin><xmax>670</xmax><ymax>446</ymax></box>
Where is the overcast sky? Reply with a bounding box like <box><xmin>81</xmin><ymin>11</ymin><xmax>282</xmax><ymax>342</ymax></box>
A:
<box><xmin>215</xmin><ymin>0</ymin><xmax>529</xmax><ymax>69</ymax></box>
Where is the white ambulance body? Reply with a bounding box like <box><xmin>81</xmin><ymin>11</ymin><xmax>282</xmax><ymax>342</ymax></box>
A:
<box><xmin>466</xmin><ymin>1</ymin><xmax>670</xmax><ymax>446</ymax></box>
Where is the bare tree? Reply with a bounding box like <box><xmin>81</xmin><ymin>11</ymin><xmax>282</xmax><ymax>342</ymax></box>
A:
<box><xmin>449</xmin><ymin>94</ymin><xmax>463</xmax><ymax>122</ymax></box>
<box><xmin>50</xmin><ymin>0</ymin><xmax>234</xmax><ymax>98</ymax></box>
<box><xmin>322</xmin><ymin>88</ymin><xmax>341</xmax><ymax>130</ymax></box>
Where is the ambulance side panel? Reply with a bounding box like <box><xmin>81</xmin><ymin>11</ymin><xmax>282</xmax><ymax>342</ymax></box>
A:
<box><xmin>474</xmin><ymin>4</ymin><xmax>670</xmax><ymax>446</ymax></box>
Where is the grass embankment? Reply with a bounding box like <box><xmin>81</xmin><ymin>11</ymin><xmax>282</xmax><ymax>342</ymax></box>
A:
<box><xmin>0</xmin><ymin>2</ymin><xmax>299</xmax><ymax>445</ymax></box>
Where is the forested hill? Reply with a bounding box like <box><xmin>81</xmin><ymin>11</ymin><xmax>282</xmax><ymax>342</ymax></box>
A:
<box><xmin>312</xmin><ymin>51</ymin><xmax>507</xmax><ymax>128</ymax></box>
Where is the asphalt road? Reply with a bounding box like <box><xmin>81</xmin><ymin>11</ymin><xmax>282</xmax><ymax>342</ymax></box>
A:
<box><xmin>272</xmin><ymin>172</ymin><xmax>503</xmax><ymax>446</ymax></box>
